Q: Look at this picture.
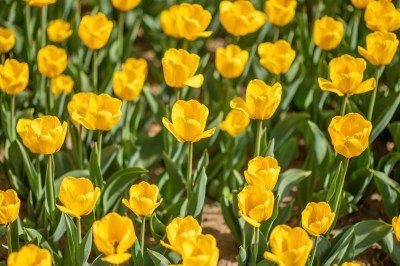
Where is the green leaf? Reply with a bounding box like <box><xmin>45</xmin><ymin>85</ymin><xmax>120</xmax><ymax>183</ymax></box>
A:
<box><xmin>388</xmin><ymin>122</ymin><xmax>400</xmax><ymax>151</ymax></box>
<box><xmin>63</xmin><ymin>215</ymin><xmax>78</xmax><ymax>266</ymax></box>
<box><xmin>276</xmin><ymin>169</ymin><xmax>312</xmax><ymax>203</ymax></box>
<box><xmin>150</xmin><ymin>213</ymin><xmax>166</xmax><ymax>243</ymax></box>
<box><xmin>100</xmin><ymin>145</ymin><xmax>119</xmax><ymax>174</ymax></box>
<box><xmin>372</xmin><ymin>170</ymin><xmax>400</xmax><ymax>218</ymax></box>
<box><xmin>147</xmin><ymin>249</ymin><xmax>171</xmax><ymax>266</ymax></box>
<box><xmin>76</xmin><ymin>228</ymin><xmax>92</xmax><ymax>266</ymax></box>
<box><xmin>221</xmin><ymin>196</ymin><xmax>242</xmax><ymax>244</ymax></box>
<box><xmin>91</xmin><ymin>255</ymin><xmax>109</xmax><ymax>266</ymax></box>
<box><xmin>322</xmin><ymin>231</ymin><xmax>355</xmax><ymax>265</ymax></box>
<box><xmin>306</xmin><ymin>120</ymin><xmax>332</xmax><ymax>165</ymax></box>
<box><xmin>187</xmin><ymin>168</ymin><xmax>207</xmax><ymax>222</ymax></box>
<box><xmin>89</xmin><ymin>144</ymin><xmax>103</xmax><ymax>190</ymax></box>
<box><xmin>379</xmin><ymin>230</ymin><xmax>400</xmax><ymax>265</ymax></box>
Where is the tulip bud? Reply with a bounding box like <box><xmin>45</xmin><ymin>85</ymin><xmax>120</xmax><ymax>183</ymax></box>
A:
<box><xmin>78</xmin><ymin>12</ymin><xmax>113</xmax><ymax>50</ymax></box>
<box><xmin>265</xmin><ymin>0</ymin><xmax>297</xmax><ymax>27</ymax></box>
<box><xmin>258</xmin><ymin>40</ymin><xmax>296</xmax><ymax>74</ymax></box>
<box><xmin>0</xmin><ymin>27</ymin><xmax>15</xmax><ymax>53</ymax></box>
<box><xmin>216</xmin><ymin>44</ymin><xmax>249</xmax><ymax>79</ymax></box>
<box><xmin>7</xmin><ymin>244</ymin><xmax>52</xmax><ymax>266</ymax></box>
<box><xmin>314</xmin><ymin>16</ymin><xmax>344</xmax><ymax>51</ymax></box>
<box><xmin>0</xmin><ymin>59</ymin><xmax>29</xmax><ymax>95</ymax></box>
<box><xmin>392</xmin><ymin>214</ymin><xmax>400</xmax><ymax>242</ymax></box>
<box><xmin>47</xmin><ymin>20</ymin><xmax>73</xmax><ymax>43</ymax></box>
<box><xmin>0</xmin><ymin>189</ymin><xmax>20</xmax><ymax>225</ymax></box>
<box><xmin>23</xmin><ymin>0</ymin><xmax>56</xmax><ymax>7</ymax></box>
<box><xmin>162</xmin><ymin>100</ymin><xmax>216</xmax><ymax>143</ymax></box>
<box><xmin>93</xmin><ymin>213</ymin><xmax>136</xmax><ymax>264</ymax></box>
<box><xmin>220</xmin><ymin>110</ymin><xmax>250</xmax><ymax>137</ymax></box>
<box><xmin>244</xmin><ymin>156</ymin><xmax>280</xmax><ymax>190</ymax></box>
<box><xmin>37</xmin><ymin>45</ymin><xmax>68</xmax><ymax>78</ymax></box>
<box><xmin>238</xmin><ymin>185</ymin><xmax>275</xmax><ymax>227</ymax></box>
<box><xmin>328</xmin><ymin>113</ymin><xmax>372</xmax><ymax>158</ymax></box>
<box><xmin>111</xmin><ymin>0</ymin><xmax>142</xmax><ymax>11</ymax></box>
<box><xmin>122</xmin><ymin>181</ymin><xmax>163</xmax><ymax>216</ymax></box>
<box><xmin>358</xmin><ymin>31</ymin><xmax>399</xmax><ymax>66</ymax></box>
<box><xmin>113</xmin><ymin>69</ymin><xmax>145</xmax><ymax>101</ymax></box>
<box><xmin>230</xmin><ymin>79</ymin><xmax>282</xmax><ymax>120</ymax></box>
<box><xmin>351</xmin><ymin>0</ymin><xmax>374</xmax><ymax>9</ymax></box>
<box><xmin>301</xmin><ymin>202</ymin><xmax>335</xmax><ymax>236</ymax></box>
<box><xmin>51</xmin><ymin>74</ymin><xmax>74</xmax><ymax>96</ymax></box>
<box><xmin>67</xmin><ymin>92</ymin><xmax>96</xmax><ymax>125</ymax></box>
<box><xmin>364</xmin><ymin>0</ymin><xmax>400</xmax><ymax>32</ymax></box>
<box><xmin>122</xmin><ymin>58</ymin><xmax>148</xmax><ymax>79</ymax></box>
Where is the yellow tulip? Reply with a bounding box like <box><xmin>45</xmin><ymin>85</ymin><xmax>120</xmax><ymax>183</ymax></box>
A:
<box><xmin>220</xmin><ymin>110</ymin><xmax>250</xmax><ymax>137</ymax></box>
<box><xmin>318</xmin><ymin>55</ymin><xmax>376</xmax><ymax>96</ymax></box>
<box><xmin>47</xmin><ymin>19</ymin><xmax>73</xmax><ymax>43</ymax></box>
<box><xmin>328</xmin><ymin>113</ymin><xmax>372</xmax><ymax>158</ymax></box>
<box><xmin>77</xmin><ymin>93</ymin><xmax>122</xmax><ymax>131</ymax></box>
<box><xmin>364</xmin><ymin>0</ymin><xmax>400</xmax><ymax>32</ymax></box>
<box><xmin>0</xmin><ymin>189</ymin><xmax>20</xmax><ymax>225</ymax></box>
<box><xmin>122</xmin><ymin>58</ymin><xmax>148</xmax><ymax>79</ymax></box>
<box><xmin>162</xmin><ymin>48</ymin><xmax>204</xmax><ymax>88</ymax></box>
<box><xmin>220</xmin><ymin>1</ymin><xmax>266</xmax><ymax>36</ymax></box>
<box><xmin>23</xmin><ymin>0</ymin><xmax>56</xmax><ymax>7</ymax></box>
<box><xmin>7</xmin><ymin>244</ymin><xmax>52</xmax><ymax>266</ymax></box>
<box><xmin>230</xmin><ymin>80</ymin><xmax>282</xmax><ymax>120</ymax></box>
<box><xmin>351</xmin><ymin>0</ymin><xmax>374</xmax><ymax>9</ymax></box>
<box><xmin>113</xmin><ymin>69</ymin><xmax>145</xmax><ymax>101</ymax></box>
<box><xmin>16</xmin><ymin>116</ymin><xmax>68</xmax><ymax>155</ymax></box>
<box><xmin>333</xmin><ymin>263</ymin><xmax>362</xmax><ymax>266</ymax></box>
<box><xmin>122</xmin><ymin>181</ymin><xmax>163</xmax><ymax>216</ymax></box>
<box><xmin>67</xmin><ymin>92</ymin><xmax>96</xmax><ymax>125</ymax></box>
<box><xmin>51</xmin><ymin>74</ymin><xmax>74</xmax><ymax>96</ymax></box>
<box><xmin>56</xmin><ymin>177</ymin><xmax>101</xmax><ymax>219</ymax></box>
<box><xmin>111</xmin><ymin>0</ymin><xmax>142</xmax><ymax>11</ymax></box>
<box><xmin>162</xmin><ymin>100</ymin><xmax>216</xmax><ymax>143</ymax></box>
<box><xmin>314</xmin><ymin>16</ymin><xmax>344</xmax><ymax>51</ymax></box>
<box><xmin>244</xmin><ymin>156</ymin><xmax>280</xmax><ymax>190</ymax></box>
<box><xmin>78</xmin><ymin>12</ymin><xmax>113</xmax><ymax>50</ymax></box>
<box><xmin>258</xmin><ymin>40</ymin><xmax>296</xmax><ymax>75</ymax></box>
<box><xmin>179</xmin><ymin>234</ymin><xmax>219</xmax><ymax>266</ymax></box>
<box><xmin>358</xmin><ymin>31</ymin><xmax>399</xmax><ymax>66</ymax></box>
<box><xmin>37</xmin><ymin>45</ymin><xmax>68</xmax><ymax>78</ymax></box>
<box><xmin>92</xmin><ymin>212</ymin><xmax>136</xmax><ymax>264</ymax></box>
<box><xmin>216</xmin><ymin>44</ymin><xmax>249</xmax><ymax>79</ymax></box>
<box><xmin>237</xmin><ymin>185</ymin><xmax>274</xmax><ymax>227</ymax></box>
<box><xmin>0</xmin><ymin>27</ymin><xmax>15</xmax><ymax>53</ymax></box>
<box><xmin>0</xmin><ymin>59</ymin><xmax>29</xmax><ymax>95</ymax></box>
<box><xmin>392</xmin><ymin>214</ymin><xmax>400</xmax><ymax>241</ymax></box>
<box><xmin>161</xmin><ymin>5</ymin><xmax>181</xmax><ymax>39</ymax></box>
<box><xmin>265</xmin><ymin>0</ymin><xmax>297</xmax><ymax>27</ymax></box>
<box><xmin>263</xmin><ymin>225</ymin><xmax>313</xmax><ymax>266</ymax></box>
<box><xmin>160</xmin><ymin>215</ymin><xmax>202</xmax><ymax>255</ymax></box>
<box><xmin>301</xmin><ymin>202</ymin><xmax>335</xmax><ymax>237</ymax></box>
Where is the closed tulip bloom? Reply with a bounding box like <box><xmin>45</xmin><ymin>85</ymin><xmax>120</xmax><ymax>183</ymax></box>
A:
<box><xmin>67</xmin><ymin>92</ymin><xmax>96</xmax><ymax>125</ymax></box>
<box><xmin>220</xmin><ymin>110</ymin><xmax>250</xmax><ymax>137</ymax></box>
<box><xmin>122</xmin><ymin>58</ymin><xmax>148</xmax><ymax>79</ymax></box>
<box><xmin>161</xmin><ymin>5</ymin><xmax>181</xmax><ymax>38</ymax></box>
<box><xmin>392</xmin><ymin>214</ymin><xmax>400</xmax><ymax>241</ymax></box>
<box><xmin>220</xmin><ymin>1</ymin><xmax>266</xmax><ymax>36</ymax></box>
<box><xmin>16</xmin><ymin>116</ymin><xmax>68</xmax><ymax>155</ymax></box>
<box><xmin>258</xmin><ymin>40</ymin><xmax>296</xmax><ymax>74</ymax></box>
<box><xmin>318</xmin><ymin>55</ymin><xmax>376</xmax><ymax>96</ymax></box>
<box><xmin>162</xmin><ymin>100</ymin><xmax>216</xmax><ymax>143</ymax></box>
<box><xmin>244</xmin><ymin>156</ymin><xmax>280</xmax><ymax>190</ymax></box>
<box><xmin>301</xmin><ymin>202</ymin><xmax>335</xmax><ymax>236</ymax></box>
<box><xmin>78</xmin><ymin>12</ymin><xmax>113</xmax><ymax>50</ymax></box>
<box><xmin>364</xmin><ymin>0</ymin><xmax>400</xmax><ymax>32</ymax></box>
<box><xmin>113</xmin><ymin>69</ymin><xmax>145</xmax><ymax>101</ymax></box>
<box><xmin>216</xmin><ymin>44</ymin><xmax>249</xmax><ymax>79</ymax></box>
<box><xmin>0</xmin><ymin>27</ymin><xmax>15</xmax><ymax>53</ymax></box>
<box><xmin>0</xmin><ymin>59</ymin><xmax>29</xmax><ymax>95</ymax></box>
<box><xmin>265</xmin><ymin>0</ymin><xmax>297</xmax><ymax>27</ymax></box>
<box><xmin>93</xmin><ymin>213</ymin><xmax>136</xmax><ymax>264</ymax></box>
<box><xmin>122</xmin><ymin>181</ymin><xmax>163</xmax><ymax>216</ymax></box>
<box><xmin>351</xmin><ymin>0</ymin><xmax>374</xmax><ymax>9</ymax></box>
<box><xmin>358</xmin><ymin>31</ymin><xmax>399</xmax><ymax>66</ymax></box>
<box><xmin>37</xmin><ymin>45</ymin><xmax>68</xmax><ymax>78</ymax></box>
<box><xmin>23</xmin><ymin>0</ymin><xmax>56</xmax><ymax>7</ymax></box>
<box><xmin>51</xmin><ymin>74</ymin><xmax>74</xmax><ymax>96</ymax></box>
<box><xmin>314</xmin><ymin>16</ymin><xmax>344</xmax><ymax>51</ymax></box>
<box><xmin>237</xmin><ymin>185</ymin><xmax>274</xmax><ymax>227</ymax></box>
<box><xmin>111</xmin><ymin>0</ymin><xmax>142</xmax><ymax>11</ymax></box>
<box><xmin>328</xmin><ymin>113</ymin><xmax>372</xmax><ymax>158</ymax></box>
<box><xmin>160</xmin><ymin>216</ymin><xmax>202</xmax><ymax>255</ymax></box>
<box><xmin>56</xmin><ymin>177</ymin><xmax>101</xmax><ymax>219</ymax></box>
<box><xmin>162</xmin><ymin>48</ymin><xmax>204</xmax><ymax>88</ymax></box>
<box><xmin>230</xmin><ymin>80</ymin><xmax>282</xmax><ymax>120</ymax></box>
<box><xmin>264</xmin><ymin>225</ymin><xmax>313</xmax><ymax>266</ymax></box>
<box><xmin>7</xmin><ymin>244</ymin><xmax>52</xmax><ymax>266</ymax></box>
<box><xmin>78</xmin><ymin>94</ymin><xmax>122</xmax><ymax>131</ymax></box>
<box><xmin>47</xmin><ymin>20</ymin><xmax>73</xmax><ymax>43</ymax></box>
<box><xmin>179</xmin><ymin>234</ymin><xmax>219</xmax><ymax>266</ymax></box>
<box><xmin>0</xmin><ymin>189</ymin><xmax>20</xmax><ymax>225</ymax></box>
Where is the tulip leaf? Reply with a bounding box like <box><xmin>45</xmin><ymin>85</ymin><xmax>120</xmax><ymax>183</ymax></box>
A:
<box><xmin>187</xmin><ymin>167</ymin><xmax>207</xmax><ymax>222</ymax></box>
<box><xmin>89</xmin><ymin>144</ymin><xmax>103</xmax><ymax>190</ymax></box>
<box><xmin>100</xmin><ymin>144</ymin><xmax>119</xmax><ymax>175</ymax></box>
<box><xmin>276</xmin><ymin>169</ymin><xmax>312</xmax><ymax>203</ymax></box>
<box><xmin>150</xmin><ymin>213</ymin><xmax>166</xmax><ymax>243</ymax></box>
<box><xmin>306</xmin><ymin>120</ymin><xmax>332</xmax><ymax>165</ymax></box>
<box><xmin>147</xmin><ymin>249</ymin><xmax>171</xmax><ymax>266</ymax></box>
<box><xmin>379</xmin><ymin>230</ymin><xmax>400</xmax><ymax>265</ymax></box>
<box><xmin>76</xmin><ymin>228</ymin><xmax>92</xmax><ymax>266</ymax></box>
<box><xmin>372</xmin><ymin>170</ymin><xmax>400</xmax><ymax>219</ymax></box>
<box><xmin>322</xmin><ymin>230</ymin><xmax>355</xmax><ymax>266</ymax></box>
<box><xmin>64</xmin><ymin>215</ymin><xmax>78</xmax><ymax>266</ymax></box>
<box><xmin>50</xmin><ymin>213</ymin><xmax>66</xmax><ymax>243</ymax></box>
<box><xmin>221</xmin><ymin>196</ymin><xmax>242</xmax><ymax>244</ymax></box>
<box><xmin>377</xmin><ymin>151</ymin><xmax>400</xmax><ymax>176</ymax></box>
<box><xmin>91</xmin><ymin>255</ymin><xmax>109</xmax><ymax>266</ymax></box>
<box><xmin>388</xmin><ymin>122</ymin><xmax>400</xmax><ymax>151</ymax></box>
<box><xmin>237</xmin><ymin>245</ymin><xmax>248</xmax><ymax>266</ymax></box>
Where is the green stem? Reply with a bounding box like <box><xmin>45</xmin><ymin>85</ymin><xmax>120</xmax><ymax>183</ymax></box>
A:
<box><xmin>76</xmin><ymin>218</ymin><xmax>82</xmax><ymax>244</ymax></box>
<box><xmin>175</xmin><ymin>88</ymin><xmax>180</xmax><ymax>101</ymax></box>
<box><xmin>41</xmin><ymin>6</ymin><xmax>46</xmax><ymax>48</ymax></box>
<box><xmin>0</xmin><ymin>53</ymin><xmax>5</xmax><ymax>64</ymax></box>
<box><xmin>253</xmin><ymin>227</ymin><xmax>260</xmax><ymax>263</ymax></box>
<box><xmin>6</xmin><ymin>223</ymin><xmax>12</xmax><ymax>254</ymax></box>
<box><xmin>25</xmin><ymin>3</ymin><xmax>32</xmax><ymax>44</ymax></box>
<box><xmin>315</xmin><ymin>0</ymin><xmax>323</xmax><ymax>21</ymax></box>
<box><xmin>35</xmin><ymin>154</ymin><xmax>42</xmax><ymax>195</ymax></box>
<box><xmin>232</xmin><ymin>35</ymin><xmax>237</xmax><ymax>45</ymax></box>
<box><xmin>367</xmin><ymin>67</ymin><xmax>380</xmax><ymax>121</ymax></box>
<box><xmin>118</xmin><ymin>12</ymin><xmax>125</xmax><ymax>63</ymax></box>
<box><xmin>339</xmin><ymin>94</ymin><xmax>349</xmax><ymax>116</ymax></box>
<box><xmin>273</xmin><ymin>27</ymin><xmax>280</xmax><ymax>42</ymax></box>
<box><xmin>141</xmin><ymin>216</ymin><xmax>146</xmax><ymax>256</ymax></box>
<box><xmin>97</xmin><ymin>130</ymin><xmax>102</xmax><ymax>166</ymax></box>
<box><xmin>225</xmin><ymin>78</ymin><xmax>232</xmax><ymax>113</ymax></box>
<box><xmin>47</xmin><ymin>155</ymin><xmax>56</xmax><ymax>226</ymax></box>
<box><xmin>332</xmin><ymin>157</ymin><xmax>350</xmax><ymax>216</ymax></box>
<box><xmin>182</xmin><ymin>39</ymin><xmax>188</xmax><ymax>50</ymax></box>
<box><xmin>78</xmin><ymin>124</ymin><xmax>83</xmax><ymax>168</ymax></box>
<box><xmin>93</xmin><ymin>50</ymin><xmax>98</xmax><ymax>93</ymax></box>
<box><xmin>10</xmin><ymin>95</ymin><xmax>15</xmax><ymax>141</ymax></box>
<box><xmin>254</xmin><ymin>120</ymin><xmax>263</xmax><ymax>157</ymax></box>
<box><xmin>309</xmin><ymin>236</ymin><xmax>319</xmax><ymax>266</ymax></box>
<box><xmin>186</xmin><ymin>142</ymin><xmax>193</xmax><ymax>200</ymax></box>
<box><xmin>122</xmin><ymin>100</ymin><xmax>130</xmax><ymax>142</ymax></box>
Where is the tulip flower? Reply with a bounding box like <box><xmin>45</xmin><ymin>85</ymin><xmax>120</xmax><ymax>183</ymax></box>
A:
<box><xmin>258</xmin><ymin>40</ymin><xmax>296</xmax><ymax>75</ymax></box>
<box><xmin>51</xmin><ymin>74</ymin><xmax>74</xmax><ymax>96</ymax></box>
<box><xmin>178</xmin><ymin>234</ymin><xmax>219</xmax><ymax>266</ymax></box>
<box><xmin>244</xmin><ymin>156</ymin><xmax>281</xmax><ymax>190</ymax></box>
<box><xmin>351</xmin><ymin>0</ymin><xmax>374</xmax><ymax>9</ymax></box>
<box><xmin>160</xmin><ymin>5</ymin><xmax>181</xmax><ymax>39</ymax></box>
<box><xmin>23</xmin><ymin>0</ymin><xmax>56</xmax><ymax>7</ymax></box>
<box><xmin>238</xmin><ymin>185</ymin><xmax>275</xmax><ymax>227</ymax></box>
<box><xmin>78</xmin><ymin>12</ymin><xmax>113</xmax><ymax>50</ymax></box>
<box><xmin>216</xmin><ymin>44</ymin><xmax>249</xmax><ymax>79</ymax></box>
<box><xmin>0</xmin><ymin>59</ymin><xmax>29</xmax><ymax>95</ymax></box>
<box><xmin>161</xmin><ymin>216</ymin><xmax>202</xmax><ymax>255</ymax></box>
<box><xmin>364</xmin><ymin>0</ymin><xmax>400</xmax><ymax>32</ymax></box>
<box><xmin>220</xmin><ymin>1</ymin><xmax>266</xmax><ymax>37</ymax></box>
<box><xmin>301</xmin><ymin>202</ymin><xmax>335</xmax><ymax>236</ymax></box>
<box><xmin>265</xmin><ymin>0</ymin><xmax>297</xmax><ymax>27</ymax></box>
<box><xmin>392</xmin><ymin>214</ymin><xmax>400</xmax><ymax>241</ymax></box>
<box><xmin>334</xmin><ymin>263</ymin><xmax>362</xmax><ymax>266</ymax></box>
<box><xmin>47</xmin><ymin>20</ymin><xmax>73</xmax><ymax>42</ymax></box>
<box><xmin>7</xmin><ymin>244</ymin><xmax>52</xmax><ymax>266</ymax></box>
<box><xmin>67</xmin><ymin>92</ymin><xmax>96</xmax><ymax>125</ymax></box>
<box><xmin>122</xmin><ymin>181</ymin><xmax>162</xmax><ymax>217</ymax></box>
<box><xmin>37</xmin><ymin>45</ymin><xmax>68</xmax><ymax>78</ymax></box>
<box><xmin>358</xmin><ymin>31</ymin><xmax>399</xmax><ymax>66</ymax></box>
<box><xmin>0</xmin><ymin>27</ymin><xmax>15</xmax><ymax>53</ymax></box>
<box><xmin>220</xmin><ymin>110</ymin><xmax>250</xmax><ymax>137</ymax></box>
<box><xmin>314</xmin><ymin>16</ymin><xmax>344</xmax><ymax>51</ymax></box>
<box><xmin>0</xmin><ymin>189</ymin><xmax>20</xmax><ymax>225</ymax></box>
<box><xmin>122</xmin><ymin>58</ymin><xmax>148</xmax><ymax>78</ymax></box>
<box><xmin>113</xmin><ymin>69</ymin><xmax>145</xmax><ymax>101</ymax></box>
<box><xmin>92</xmin><ymin>213</ymin><xmax>136</xmax><ymax>264</ymax></box>
<box><xmin>111</xmin><ymin>0</ymin><xmax>142</xmax><ymax>11</ymax></box>
<box><xmin>263</xmin><ymin>225</ymin><xmax>313</xmax><ymax>266</ymax></box>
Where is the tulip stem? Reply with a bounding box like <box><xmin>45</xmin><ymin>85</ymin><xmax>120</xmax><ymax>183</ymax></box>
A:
<box><xmin>232</xmin><ymin>35</ymin><xmax>237</xmax><ymax>45</ymax></box>
<box><xmin>0</xmin><ymin>53</ymin><xmax>5</xmax><ymax>64</ymax></box>
<box><xmin>141</xmin><ymin>216</ymin><xmax>146</xmax><ymax>256</ymax></box>
<box><xmin>273</xmin><ymin>27</ymin><xmax>280</xmax><ymax>42</ymax></box>
<box><xmin>182</xmin><ymin>39</ymin><xmax>188</xmax><ymax>50</ymax></box>
<box><xmin>93</xmin><ymin>50</ymin><xmax>98</xmax><ymax>93</ymax></box>
<box><xmin>309</xmin><ymin>236</ymin><xmax>319</xmax><ymax>266</ymax></box>
<box><xmin>118</xmin><ymin>11</ymin><xmax>125</xmax><ymax>63</ymax></box>
<box><xmin>41</xmin><ymin>6</ymin><xmax>46</xmax><ymax>48</ymax></box>
<box><xmin>187</xmin><ymin>142</ymin><xmax>193</xmax><ymax>200</ymax></box>
<box><xmin>175</xmin><ymin>88</ymin><xmax>180</xmax><ymax>101</ymax></box>
<box><xmin>332</xmin><ymin>157</ymin><xmax>350</xmax><ymax>220</ymax></box>
<box><xmin>367</xmin><ymin>67</ymin><xmax>380</xmax><ymax>121</ymax></box>
<box><xmin>97</xmin><ymin>130</ymin><xmax>102</xmax><ymax>166</ymax></box>
<box><xmin>6</xmin><ymin>223</ymin><xmax>12</xmax><ymax>254</ymax></box>
<box><xmin>78</xmin><ymin>124</ymin><xmax>83</xmax><ymax>168</ymax></box>
<box><xmin>339</xmin><ymin>94</ymin><xmax>348</xmax><ymax>116</ymax></box>
<box><xmin>10</xmin><ymin>95</ymin><xmax>15</xmax><ymax>141</ymax></box>
<box><xmin>76</xmin><ymin>218</ymin><xmax>82</xmax><ymax>244</ymax></box>
<box><xmin>253</xmin><ymin>227</ymin><xmax>259</xmax><ymax>263</ymax></box>
<box><xmin>254</xmin><ymin>120</ymin><xmax>263</xmax><ymax>157</ymax></box>
<box><xmin>225</xmin><ymin>78</ymin><xmax>232</xmax><ymax>113</ymax></box>
<box><xmin>47</xmin><ymin>155</ymin><xmax>56</xmax><ymax>228</ymax></box>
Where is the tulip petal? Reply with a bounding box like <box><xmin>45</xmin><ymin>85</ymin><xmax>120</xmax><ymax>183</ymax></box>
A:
<box><xmin>239</xmin><ymin>210</ymin><xmax>260</xmax><ymax>227</ymax></box>
<box><xmin>358</xmin><ymin>46</ymin><xmax>375</xmax><ymax>65</ymax></box>
<box><xmin>354</xmin><ymin>78</ymin><xmax>376</xmax><ymax>95</ymax></box>
<box><xmin>191</xmin><ymin>127</ymin><xmax>216</xmax><ymax>143</ymax></box>
<box><xmin>318</xmin><ymin>78</ymin><xmax>344</xmax><ymax>96</ymax></box>
<box><xmin>101</xmin><ymin>253</ymin><xmax>132</xmax><ymax>264</ymax></box>
<box><xmin>230</xmin><ymin>97</ymin><xmax>251</xmax><ymax>118</ymax></box>
<box><xmin>263</xmin><ymin>251</ymin><xmax>284</xmax><ymax>265</ymax></box>
<box><xmin>56</xmin><ymin>204</ymin><xmax>80</xmax><ymax>219</ymax></box>
<box><xmin>184</xmin><ymin>74</ymin><xmax>204</xmax><ymax>88</ymax></box>
<box><xmin>194</xmin><ymin>31</ymin><xmax>213</xmax><ymax>38</ymax></box>
<box><xmin>162</xmin><ymin>117</ymin><xmax>186</xmax><ymax>142</ymax></box>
